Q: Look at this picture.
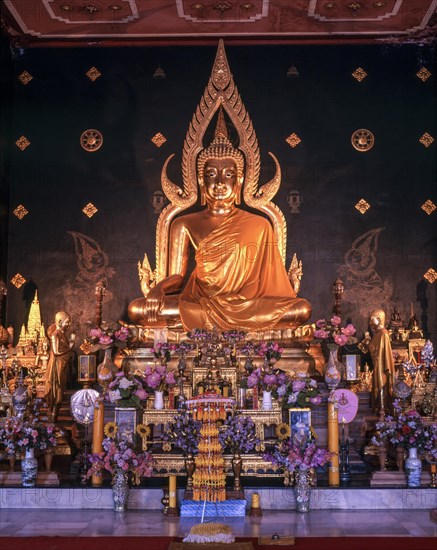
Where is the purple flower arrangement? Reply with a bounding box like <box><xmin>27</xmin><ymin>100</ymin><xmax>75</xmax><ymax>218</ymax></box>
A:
<box><xmin>142</xmin><ymin>364</ymin><xmax>177</xmax><ymax>392</ymax></box>
<box><xmin>218</xmin><ymin>414</ymin><xmax>259</xmax><ymax>454</ymax></box>
<box><xmin>265</xmin><ymin>440</ymin><xmax>332</xmax><ymax>472</ymax></box>
<box><xmin>87</xmin><ymin>433</ymin><xmax>154</xmax><ymax>485</ymax></box>
<box><xmin>280</xmin><ymin>375</ymin><xmax>322</xmax><ymax>409</ymax></box>
<box><xmin>162</xmin><ymin>411</ymin><xmax>202</xmax><ymax>455</ymax></box>
<box><xmin>372</xmin><ymin>399</ymin><xmax>437</xmax><ymax>453</ymax></box>
<box><xmin>151</xmin><ymin>342</ymin><xmax>175</xmax><ymax>363</ymax></box>
<box><xmin>84</xmin><ymin>323</ymin><xmax>131</xmax><ymax>353</ymax></box>
<box><xmin>255</xmin><ymin>340</ymin><xmax>283</xmax><ymax>364</ymax></box>
<box><xmin>0</xmin><ymin>418</ymin><xmax>57</xmax><ymax>453</ymax></box>
<box><xmin>242</xmin><ymin>366</ymin><xmax>288</xmax><ymax>393</ymax></box>
<box><xmin>106</xmin><ymin>371</ymin><xmax>148</xmax><ymax>408</ymax></box>
<box><xmin>314</xmin><ymin>316</ymin><xmax>356</xmax><ymax>347</ymax></box>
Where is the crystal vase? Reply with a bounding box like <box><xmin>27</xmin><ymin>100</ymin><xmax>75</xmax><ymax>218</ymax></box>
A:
<box><xmin>323</xmin><ymin>346</ymin><xmax>344</xmax><ymax>391</ymax></box>
<box><xmin>405</xmin><ymin>447</ymin><xmax>422</xmax><ymax>488</ymax></box>
<box><xmin>154</xmin><ymin>390</ymin><xmax>165</xmax><ymax>410</ymax></box>
<box><xmin>21</xmin><ymin>448</ymin><xmax>38</xmax><ymax>487</ymax></box>
<box><xmin>112</xmin><ymin>469</ymin><xmax>130</xmax><ymax>512</ymax></box>
<box><xmin>262</xmin><ymin>390</ymin><xmax>272</xmax><ymax>410</ymax></box>
<box><xmin>294</xmin><ymin>469</ymin><xmax>311</xmax><ymax>513</ymax></box>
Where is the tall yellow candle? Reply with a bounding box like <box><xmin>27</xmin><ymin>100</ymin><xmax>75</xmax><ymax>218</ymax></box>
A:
<box><xmin>91</xmin><ymin>399</ymin><xmax>105</xmax><ymax>486</ymax></box>
<box><xmin>327</xmin><ymin>400</ymin><xmax>340</xmax><ymax>486</ymax></box>
<box><xmin>169</xmin><ymin>475</ymin><xmax>177</xmax><ymax>508</ymax></box>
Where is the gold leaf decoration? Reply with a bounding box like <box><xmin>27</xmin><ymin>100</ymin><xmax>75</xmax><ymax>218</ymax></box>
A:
<box><xmin>11</xmin><ymin>273</ymin><xmax>26</xmax><ymax>289</ymax></box>
<box><xmin>355</xmin><ymin>199</ymin><xmax>371</xmax><ymax>214</ymax></box>
<box><xmin>351</xmin><ymin>129</ymin><xmax>374</xmax><ymax>152</ymax></box>
<box><xmin>16</xmin><ymin>136</ymin><xmax>30</xmax><ymax>151</ymax></box>
<box><xmin>352</xmin><ymin>67</ymin><xmax>367</xmax><ymax>82</ymax></box>
<box><xmin>423</xmin><ymin>268</ymin><xmax>437</xmax><ymax>284</ymax></box>
<box><xmin>419</xmin><ymin>133</ymin><xmax>434</xmax><ymax>148</ymax></box>
<box><xmin>151</xmin><ymin>132</ymin><xmax>167</xmax><ymax>147</ymax></box>
<box><xmin>13</xmin><ymin>204</ymin><xmax>29</xmax><ymax>220</ymax></box>
<box><xmin>82</xmin><ymin>203</ymin><xmax>98</xmax><ymax>218</ymax></box>
<box><xmin>86</xmin><ymin>66</ymin><xmax>102</xmax><ymax>81</ymax></box>
<box><xmin>421</xmin><ymin>199</ymin><xmax>436</xmax><ymax>215</ymax></box>
<box><xmin>286</xmin><ymin>133</ymin><xmax>301</xmax><ymax>148</ymax></box>
<box><xmin>18</xmin><ymin>70</ymin><xmax>33</xmax><ymax>85</ymax></box>
<box><xmin>80</xmin><ymin>129</ymin><xmax>103</xmax><ymax>152</ymax></box>
<box><xmin>416</xmin><ymin>67</ymin><xmax>431</xmax><ymax>82</ymax></box>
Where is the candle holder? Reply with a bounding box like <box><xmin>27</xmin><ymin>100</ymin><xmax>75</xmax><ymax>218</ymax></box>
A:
<box><xmin>78</xmin><ymin>355</ymin><xmax>97</xmax><ymax>388</ymax></box>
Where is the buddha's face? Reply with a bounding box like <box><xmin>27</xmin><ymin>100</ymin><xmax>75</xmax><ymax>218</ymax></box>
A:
<box><xmin>203</xmin><ymin>158</ymin><xmax>237</xmax><ymax>207</ymax></box>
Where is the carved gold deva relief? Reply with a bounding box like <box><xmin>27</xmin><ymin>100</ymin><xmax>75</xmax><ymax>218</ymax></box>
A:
<box><xmin>82</xmin><ymin>203</ymin><xmax>98</xmax><ymax>218</ymax></box>
<box><xmin>151</xmin><ymin>132</ymin><xmax>167</xmax><ymax>147</ymax></box>
<box><xmin>16</xmin><ymin>136</ymin><xmax>30</xmax><ymax>151</ymax></box>
<box><xmin>355</xmin><ymin>199</ymin><xmax>371</xmax><ymax>214</ymax></box>
<box><xmin>424</xmin><ymin>268</ymin><xmax>437</xmax><ymax>284</ymax></box>
<box><xmin>13</xmin><ymin>204</ymin><xmax>29</xmax><ymax>220</ymax></box>
<box><xmin>286</xmin><ymin>133</ymin><xmax>301</xmax><ymax>148</ymax></box>
<box><xmin>86</xmin><ymin>67</ymin><xmax>102</xmax><ymax>81</ymax></box>
<box><xmin>80</xmin><ymin>129</ymin><xmax>103</xmax><ymax>152</ymax></box>
<box><xmin>18</xmin><ymin>70</ymin><xmax>33</xmax><ymax>85</ymax></box>
<box><xmin>11</xmin><ymin>273</ymin><xmax>26</xmax><ymax>289</ymax></box>
<box><xmin>421</xmin><ymin>199</ymin><xmax>436</xmax><ymax>215</ymax></box>
<box><xmin>419</xmin><ymin>133</ymin><xmax>434</xmax><ymax>148</ymax></box>
<box><xmin>352</xmin><ymin>67</ymin><xmax>367</xmax><ymax>82</ymax></box>
<box><xmin>416</xmin><ymin>68</ymin><xmax>431</xmax><ymax>82</ymax></box>
<box><xmin>351</xmin><ymin>129</ymin><xmax>374</xmax><ymax>152</ymax></box>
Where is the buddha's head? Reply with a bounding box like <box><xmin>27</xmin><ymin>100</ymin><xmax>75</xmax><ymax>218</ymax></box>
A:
<box><xmin>197</xmin><ymin>108</ymin><xmax>245</xmax><ymax>206</ymax></box>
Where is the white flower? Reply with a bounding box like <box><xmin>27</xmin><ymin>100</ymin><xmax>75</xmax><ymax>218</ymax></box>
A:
<box><xmin>118</xmin><ymin>377</ymin><xmax>134</xmax><ymax>390</ymax></box>
<box><xmin>288</xmin><ymin>393</ymin><xmax>298</xmax><ymax>404</ymax></box>
<box><xmin>277</xmin><ymin>385</ymin><xmax>287</xmax><ymax>397</ymax></box>
<box><xmin>309</xmin><ymin>379</ymin><xmax>317</xmax><ymax>387</ymax></box>
<box><xmin>108</xmin><ymin>389</ymin><xmax>122</xmax><ymax>403</ymax></box>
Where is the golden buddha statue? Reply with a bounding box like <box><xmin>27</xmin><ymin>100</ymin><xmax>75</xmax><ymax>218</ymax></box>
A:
<box><xmin>128</xmin><ymin>41</ymin><xmax>311</xmax><ymax>333</ymax></box>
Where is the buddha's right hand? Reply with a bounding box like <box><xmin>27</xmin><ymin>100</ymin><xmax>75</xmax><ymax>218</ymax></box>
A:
<box><xmin>144</xmin><ymin>286</ymin><xmax>165</xmax><ymax>323</ymax></box>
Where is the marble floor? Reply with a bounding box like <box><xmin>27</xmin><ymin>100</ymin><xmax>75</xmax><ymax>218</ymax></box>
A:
<box><xmin>0</xmin><ymin>509</ymin><xmax>436</xmax><ymax>538</ymax></box>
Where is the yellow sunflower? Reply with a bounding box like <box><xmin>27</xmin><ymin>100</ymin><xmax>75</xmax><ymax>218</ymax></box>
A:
<box><xmin>136</xmin><ymin>424</ymin><xmax>151</xmax><ymax>438</ymax></box>
<box><xmin>276</xmin><ymin>423</ymin><xmax>291</xmax><ymax>440</ymax></box>
<box><xmin>104</xmin><ymin>422</ymin><xmax>118</xmax><ymax>438</ymax></box>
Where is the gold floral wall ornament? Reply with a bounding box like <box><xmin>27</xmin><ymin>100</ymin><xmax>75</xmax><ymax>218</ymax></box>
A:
<box><xmin>80</xmin><ymin>129</ymin><xmax>103</xmax><ymax>152</ymax></box>
<box><xmin>15</xmin><ymin>136</ymin><xmax>30</xmax><ymax>151</ymax></box>
<box><xmin>11</xmin><ymin>273</ymin><xmax>26</xmax><ymax>289</ymax></box>
<box><xmin>421</xmin><ymin>199</ymin><xmax>436</xmax><ymax>215</ymax></box>
<box><xmin>286</xmin><ymin>133</ymin><xmax>301</xmax><ymax>148</ymax></box>
<box><xmin>86</xmin><ymin>66</ymin><xmax>102</xmax><ymax>81</ymax></box>
<box><xmin>419</xmin><ymin>132</ymin><xmax>434</xmax><ymax>148</ymax></box>
<box><xmin>82</xmin><ymin>203</ymin><xmax>98</xmax><ymax>218</ymax></box>
<box><xmin>355</xmin><ymin>199</ymin><xmax>371</xmax><ymax>214</ymax></box>
<box><xmin>13</xmin><ymin>204</ymin><xmax>29</xmax><ymax>220</ymax></box>
<box><xmin>352</xmin><ymin>68</ymin><xmax>367</xmax><ymax>82</ymax></box>
<box><xmin>151</xmin><ymin>132</ymin><xmax>167</xmax><ymax>147</ymax></box>
<box><xmin>18</xmin><ymin>71</ymin><xmax>33</xmax><ymax>85</ymax></box>
<box><xmin>351</xmin><ymin>129</ymin><xmax>374</xmax><ymax>152</ymax></box>
<box><xmin>416</xmin><ymin>68</ymin><xmax>431</xmax><ymax>82</ymax></box>
<box><xmin>423</xmin><ymin>268</ymin><xmax>437</xmax><ymax>284</ymax></box>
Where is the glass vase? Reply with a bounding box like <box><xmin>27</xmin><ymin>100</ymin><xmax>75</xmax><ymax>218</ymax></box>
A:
<box><xmin>323</xmin><ymin>346</ymin><xmax>344</xmax><ymax>391</ymax></box>
<box><xmin>294</xmin><ymin>469</ymin><xmax>311</xmax><ymax>513</ymax></box>
<box><xmin>154</xmin><ymin>390</ymin><xmax>165</xmax><ymax>410</ymax></box>
<box><xmin>97</xmin><ymin>348</ymin><xmax>117</xmax><ymax>391</ymax></box>
<box><xmin>262</xmin><ymin>390</ymin><xmax>272</xmax><ymax>410</ymax></box>
<box><xmin>112</xmin><ymin>468</ymin><xmax>130</xmax><ymax>512</ymax></box>
<box><xmin>405</xmin><ymin>447</ymin><xmax>422</xmax><ymax>488</ymax></box>
<box><xmin>21</xmin><ymin>448</ymin><xmax>38</xmax><ymax>487</ymax></box>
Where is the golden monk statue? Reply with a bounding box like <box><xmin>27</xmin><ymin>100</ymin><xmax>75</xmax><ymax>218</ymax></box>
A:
<box><xmin>44</xmin><ymin>311</ymin><xmax>75</xmax><ymax>421</ymax></box>
<box><xmin>368</xmin><ymin>308</ymin><xmax>395</xmax><ymax>417</ymax></box>
<box><xmin>128</xmin><ymin>41</ymin><xmax>311</xmax><ymax>333</ymax></box>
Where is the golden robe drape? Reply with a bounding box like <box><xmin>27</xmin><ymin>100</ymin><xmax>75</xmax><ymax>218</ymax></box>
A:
<box><xmin>368</xmin><ymin>327</ymin><xmax>395</xmax><ymax>406</ymax></box>
<box><xmin>44</xmin><ymin>325</ymin><xmax>72</xmax><ymax>408</ymax></box>
<box><xmin>179</xmin><ymin>208</ymin><xmax>297</xmax><ymax>331</ymax></box>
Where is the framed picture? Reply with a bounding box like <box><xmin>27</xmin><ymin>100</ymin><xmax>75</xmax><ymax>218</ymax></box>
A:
<box><xmin>343</xmin><ymin>354</ymin><xmax>360</xmax><ymax>381</ymax></box>
<box><xmin>78</xmin><ymin>355</ymin><xmax>96</xmax><ymax>382</ymax></box>
<box><xmin>288</xmin><ymin>408</ymin><xmax>311</xmax><ymax>445</ymax></box>
<box><xmin>115</xmin><ymin>407</ymin><xmax>140</xmax><ymax>445</ymax></box>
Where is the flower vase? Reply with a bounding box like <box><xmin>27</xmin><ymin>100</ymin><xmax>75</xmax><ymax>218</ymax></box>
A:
<box><xmin>323</xmin><ymin>346</ymin><xmax>344</xmax><ymax>391</ymax></box>
<box><xmin>112</xmin><ymin>469</ymin><xmax>130</xmax><ymax>512</ymax></box>
<box><xmin>231</xmin><ymin>453</ymin><xmax>243</xmax><ymax>491</ymax></box>
<box><xmin>154</xmin><ymin>390</ymin><xmax>165</xmax><ymax>410</ymax></box>
<box><xmin>405</xmin><ymin>447</ymin><xmax>422</xmax><ymax>488</ymax></box>
<box><xmin>97</xmin><ymin>348</ymin><xmax>117</xmax><ymax>392</ymax></box>
<box><xmin>262</xmin><ymin>390</ymin><xmax>272</xmax><ymax>411</ymax></box>
<box><xmin>21</xmin><ymin>448</ymin><xmax>38</xmax><ymax>487</ymax></box>
<box><xmin>294</xmin><ymin>469</ymin><xmax>311</xmax><ymax>513</ymax></box>
<box><xmin>184</xmin><ymin>452</ymin><xmax>195</xmax><ymax>491</ymax></box>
